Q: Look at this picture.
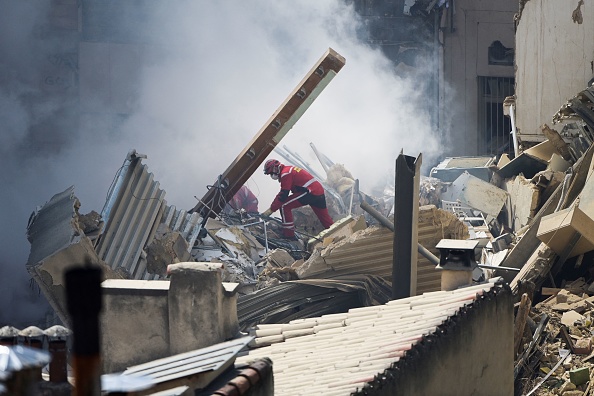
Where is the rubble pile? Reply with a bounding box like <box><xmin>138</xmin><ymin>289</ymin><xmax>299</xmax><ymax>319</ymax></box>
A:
<box><xmin>515</xmin><ymin>285</ymin><xmax>594</xmax><ymax>395</ymax></box>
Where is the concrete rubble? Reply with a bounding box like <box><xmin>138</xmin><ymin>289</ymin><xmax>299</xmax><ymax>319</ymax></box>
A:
<box><xmin>19</xmin><ymin>83</ymin><xmax>594</xmax><ymax>395</ymax></box>
<box><xmin>7</xmin><ymin>10</ymin><xmax>594</xmax><ymax>390</ymax></box>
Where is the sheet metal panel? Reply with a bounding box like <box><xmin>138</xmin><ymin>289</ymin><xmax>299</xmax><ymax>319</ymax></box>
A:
<box><xmin>123</xmin><ymin>336</ymin><xmax>253</xmax><ymax>382</ymax></box>
<box><xmin>96</xmin><ymin>155</ymin><xmax>166</xmax><ymax>279</ymax></box>
<box><xmin>96</xmin><ymin>152</ymin><xmax>202</xmax><ymax>280</ymax></box>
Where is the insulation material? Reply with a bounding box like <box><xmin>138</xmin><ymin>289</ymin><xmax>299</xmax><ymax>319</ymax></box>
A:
<box><xmin>326</xmin><ymin>164</ymin><xmax>355</xmax><ymax>195</ymax></box>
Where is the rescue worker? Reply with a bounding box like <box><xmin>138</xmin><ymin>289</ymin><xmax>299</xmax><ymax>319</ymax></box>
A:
<box><xmin>224</xmin><ymin>185</ymin><xmax>259</xmax><ymax>214</ymax></box>
<box><xmin>261</xmin><ymin>159</ymin><xmax>334</xmax><ymax>239</ymax></box>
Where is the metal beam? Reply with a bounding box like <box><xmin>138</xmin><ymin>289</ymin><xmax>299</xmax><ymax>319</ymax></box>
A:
<box><xmin>393</xmin><ymin>153</ymin><xmax>422</xmax><ymax>299</ymax></box>
<box><xmin>191</xmin><ymin>48</ymin><xmax>346</xmax><ymax>217</ymax></box>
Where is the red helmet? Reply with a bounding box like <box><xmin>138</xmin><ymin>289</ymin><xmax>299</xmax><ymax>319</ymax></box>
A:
<box><xmin>263</xmin><ymin>159</ymin><xmax>282</xmax><ymax>175</ymax></box>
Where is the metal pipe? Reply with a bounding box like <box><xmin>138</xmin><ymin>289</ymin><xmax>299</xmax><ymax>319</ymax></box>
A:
<box><xmin>66</xmin><ymin>266</ymin><xmax>103</xmax><ymax>396</ymax></box>
<box><xmin>309</xmin><ymin>143</ymin><xmax>332</xmax><ymax>174</ymax></box>
<box><xmin>348</xmin><ymin>179</ymin><xmax>358</xmax><ymax>217</ymax></box>
<box><xmin>360</xmin><ymin>199</ymin><xmax>440</xmax><ymax>266</ymax></box>
<box><xmin>510</xmin><ymin>103</ymin><xmax>519</xmax><ymax>157</ymax></box>
<box><xmin>478</xmin><ymin>264</ymin><xmax>520</xmax><ymax>272</ymax></box>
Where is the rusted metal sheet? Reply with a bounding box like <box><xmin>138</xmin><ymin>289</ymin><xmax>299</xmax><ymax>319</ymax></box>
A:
<box><xmin>191</xmin><ymin>48</ymin><xmax>346</xmax><ymax>218</ymax></box>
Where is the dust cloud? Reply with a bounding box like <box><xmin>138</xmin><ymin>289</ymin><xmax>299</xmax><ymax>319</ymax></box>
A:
<box><xmin>0</xmin><ymin>0</ymin><xmax>438</xmax><ymax>326</ymax></box>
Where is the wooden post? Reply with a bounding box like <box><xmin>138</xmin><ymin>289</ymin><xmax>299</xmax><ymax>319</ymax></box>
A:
<box><xmin>191</xmin><ymin>48</ymin><xmax>346</xmax><ymax>218</ymax></box>
<box><xmin>514</xmin><ymin>293</ymin><xmax>531</xmax><ymax>357</ymax></box>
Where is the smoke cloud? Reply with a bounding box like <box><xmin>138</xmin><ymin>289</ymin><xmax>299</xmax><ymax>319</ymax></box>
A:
<box><xmin>0</xmin><ymin>0</ymin><xmax>439</xmax><ymax>326</ymax></box>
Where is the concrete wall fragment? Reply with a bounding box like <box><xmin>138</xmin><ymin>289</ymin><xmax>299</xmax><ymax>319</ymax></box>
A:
<box><xmin>100</xmin><ymin>263</ymin><xmax>239</xmax><ymax>373</ymax></box>
<box><xmin>441</xmin><ymin>171</ymin><xmax>508</xmax><ymax>217</ymax></box>
<box><xmin>504</xmin><ymin>175</ymin><xmax>541</xmax><ymax>231</ymax></box>
<box><xmin>26</xmin><ymin>186</ymin><xmax>117</xmax><ymax>326</ymax></box>
<box><xmin>101</xmin><ymin>280</ymin><xmax>170</xmax><ymax>373</ymax></box>
<box><xmin>168</xmin><ymin>262</ymin><xmax>239</xmax><ymax>355</ymax></box>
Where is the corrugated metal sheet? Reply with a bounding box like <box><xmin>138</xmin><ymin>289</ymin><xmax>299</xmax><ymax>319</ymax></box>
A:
<box><xmin>237</xmin><ymin>275</ymin><xmax>392</xmax><ymax>331</ymax></box>
<box><xmin>298</xmin><ymin>206</ymin><xmax>468</xmax><ymax>295</ymax></box>
<box><xmin>96</xmin><ymin>151</ymin><xmax>166</xmax><ymax>279</ymax></box>
<box><xmin>160</xmin><ymin>205</ymin><xmax>203</xmax><ymax>251</ymax></box>
<box><xmin>95</xmin><ymin>150</ymin><xmax>202</xmax><ymax>280</ymax></box>
<box><xmin>103</xmin><ymin>336</ymin><xmax>254</xmax><ymax>395</ymax></box>
<box><xmin>123</xmin><ymin>336</ymin><xmax>253</xmax><ymax>385</ymax></box>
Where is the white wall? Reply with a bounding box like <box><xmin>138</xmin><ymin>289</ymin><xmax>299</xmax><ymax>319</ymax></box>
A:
<box><xmin>515</xmin><ymin>0</ymin><xmax>594</xmax><ymax>142</ymax></box>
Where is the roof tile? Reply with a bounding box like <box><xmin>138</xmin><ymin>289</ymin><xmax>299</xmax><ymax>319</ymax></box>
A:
<box><xmin>237</xmin><ymin>279</ymin><xmax>505</xmax><ymax>395</ymax></box>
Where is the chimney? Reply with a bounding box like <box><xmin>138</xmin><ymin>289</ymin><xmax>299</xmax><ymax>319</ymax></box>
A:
<box><xmin>167</xmin><ymin>262</ymin><xmax>239</xmax><ymax>355</ymax></box>
<box><xmin>0</xmin><ymin>326</ymin><xmax>19</xmax><ymax>346</ymax></box>
<box><xmin>44</xmin><ymin>325</ymin><xmax>71</xmax><ymax>383</ymax></box>
<box><xmin>436</xmin><ymin>239</ymin><xmax>478</xmax><ymax>291</ymax></box>
<box><xmin>18</xmin><ymin>326</ymin><xmax>45</xmax><ymax>381</ymax></box>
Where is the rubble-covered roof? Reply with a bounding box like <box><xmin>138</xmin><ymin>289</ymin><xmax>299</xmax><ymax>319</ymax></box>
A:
<box><xmin>237</xmin><ymin>275</ymin><xmax>392</xmax><ymax>332</ymax></box>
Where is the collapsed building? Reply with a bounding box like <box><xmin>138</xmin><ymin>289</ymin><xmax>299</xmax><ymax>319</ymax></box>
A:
<box><xmin>4</xmin><ymin>2</ymin><xmax>594</xmax><ymax>395</ymax></box>
<box><xmin>14</xmin><ymin>60</ymin><xmax>594</xmax><ymax>395</ymax></box>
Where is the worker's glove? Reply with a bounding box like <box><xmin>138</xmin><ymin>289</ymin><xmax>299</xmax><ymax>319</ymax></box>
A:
<box><xmin>262</xmin><ymin>208</ymin><xmax>273</xmax><ymax>217</ymax></box>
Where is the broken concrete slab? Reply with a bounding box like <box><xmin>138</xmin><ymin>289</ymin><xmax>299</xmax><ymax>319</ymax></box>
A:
<box><xmin>145</xmin><ymin>223</ymin><xmax>191</xmax><ymax>277</ymax></box>
<box><xmin>524</xmin><ymin>140</ymin><xmax>561</xmax><ymax>163</ymax></box>
<box><xmin>496</xmin><ymin>151</ymin><xmax>549</xmax><ymax>179</ymax></box>
<box><xmin>504</xmin><ymin>175</ymin><xmax>540</xmax><ymax>232</ymax></box>
<box><xmin>561</xmin><ymin>310</ymin><xmax>585</xmax><ymax>327</ymax></box>
<box><xmin>537</xmin><ymin>204</ymin><xmax>594</xmax><ymax>258</ymax></box>
<box><xmin>441</xmin><ymin>171</ymin><xmax>508</xmax><ymax>217</ymax></box>
<box><xmin>429</xmin><ymin>156</ymin><xmax>495</xmax><ymax>183</ymax></box>
<box><xmin>309</xmin><ymin>214</ymin><xmax>367</xmax><ymax>249</ymax></box>
<box><xmin>26</xmin><ymin>186</ymin><xmax>118</xmax><ymax>326</ymax></box>
<box><xmin>548</xmin><ymin>153</ymin><xmax>571</xmax><ymax>172</ymax></box>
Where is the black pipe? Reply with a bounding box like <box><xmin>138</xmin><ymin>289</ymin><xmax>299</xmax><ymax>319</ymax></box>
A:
<box><xmin>65</xmin><ymin>265</ymin><xmax>103</xmax><ymax>396</ymax></box>
<box><xmin>393</xmin><ymin>154</ymin><xmax>417</xmax><ymax>299</ymax></box>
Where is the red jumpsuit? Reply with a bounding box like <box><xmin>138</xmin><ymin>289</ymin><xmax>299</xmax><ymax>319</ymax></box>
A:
<box><xmin>269</xmin><ymin>165</ymin><xmax>334</xmax><ymax>238</ymax></box>
<box><xmin>228</xmin><ymin>185</ymin><xmax>259</xmax><ymax>213</ymax></box>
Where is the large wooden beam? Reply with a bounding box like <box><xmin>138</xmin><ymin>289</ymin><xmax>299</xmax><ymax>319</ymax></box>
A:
<box><xmin>191</xmin><ymin>48</ymin><xmax>346</xmax><ymax>217</ymax></box>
